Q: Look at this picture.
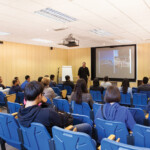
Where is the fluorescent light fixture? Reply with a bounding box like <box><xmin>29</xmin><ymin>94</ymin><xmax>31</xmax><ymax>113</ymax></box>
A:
<box><xmin>32</xmin><ymin>38</ymin><xmax>53</xmax><ymax>44</ymax></box>
<box><xmin>0</xmin><ymin>32</ymin><xmax>10</xmax><ymax>35</ymax></box>
<box><xmin>35</xmin><ymin>8</ymin><xmax>77</xmax><ymax>23</ymax></box>
<box><xmin>115</xmin><ymin>39</ymin><xmax>133</xmax><ymax>43</ymax></box>
<box><xmin>91</xmin><ymin>29</ymin><xmax>112</xmax><ymax>36</ymax></box>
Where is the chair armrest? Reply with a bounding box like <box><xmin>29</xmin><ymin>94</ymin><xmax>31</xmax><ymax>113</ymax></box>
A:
<box><xmin>65</xmin><ymin>125</ymin><xmax>74</xmax><ymax>130</ymax></box>
<box><xmin>73</xmin><ymin>127</ymin><xmax>77</xmax><ymax>132</ymax></box>
<box><xmin>116</xmin><ymin>138</ymin><xmax>120</xmax><ymax>142</ymax></box>
<box><xmin>145</xmin><ymin>113</ymin><xmax>149</xmax><ymax>119</ymax></box>
<box><xmin>108</xmin><ymin>134</ymin><xmax>115</xmax><ymax>140</ymax></box>
<box><xmin>11</xmin><ymin>112</ymin><xmax>18</xmax><ymax>119</ymax></box>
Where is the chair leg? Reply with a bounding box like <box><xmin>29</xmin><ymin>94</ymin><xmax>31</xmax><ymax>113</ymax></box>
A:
<box><xmin>0</xmin><ymin>138</ymin><xmax>6</xmax><ymax>150</ymax></box>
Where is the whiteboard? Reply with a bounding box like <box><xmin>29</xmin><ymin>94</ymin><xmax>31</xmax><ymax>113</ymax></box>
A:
<box><xmin>62</xmin><ymin>66</ymin><xmax>73</xmax><ymax>81</ymax></box>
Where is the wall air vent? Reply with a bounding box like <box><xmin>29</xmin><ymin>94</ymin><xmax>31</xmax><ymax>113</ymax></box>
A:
<box><xmin>35</xmin><ymin>8</ymin><xmax>77</xmax><ymax>23</ymax></box>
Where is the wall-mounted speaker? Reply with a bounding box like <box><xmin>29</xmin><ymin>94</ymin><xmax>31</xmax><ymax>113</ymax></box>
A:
<box><xmin>0</xmin><ymin>41</ymin><xmax>3</xmax><ymax>44</ymax></box>
<box><xmin>50</xmin><ymin>47</ymin><xmax>53</xmax><ymax>50</ymax></box>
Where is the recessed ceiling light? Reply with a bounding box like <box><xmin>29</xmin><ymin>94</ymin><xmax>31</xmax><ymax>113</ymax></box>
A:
<box><xmin>115</xmin><ymin>39</ymin><xmax>133</xmax><ymax>43</ymax></box>
<box><xmin>32</xmin><ymin>38</ymin><xmax>53</xmax><ymax>44</ymax></box>
<box><xmin>35</xmin><ymin>8</ymin><xmax>77</xmax><ymax>23</ymax></box>
<box><xmin>91</xmin><ymin>29</ymin><xmax>112</xmax><ymax>36</ymax></box>
<box><xmin>0</xmin><ymin>32</ymin><xmax>10</xmax><ymax>35</ymax></box>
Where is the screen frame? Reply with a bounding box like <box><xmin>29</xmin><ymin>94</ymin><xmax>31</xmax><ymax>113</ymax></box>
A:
<box><xmin>91</xmin><ymin>44</ymin><xmax>137</xmax><ymax>82</ymax></box>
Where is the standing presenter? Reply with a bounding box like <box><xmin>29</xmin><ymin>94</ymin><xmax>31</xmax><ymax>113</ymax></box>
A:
<box><xmin>78</xmin><ymin>62</ymin><xmax>90</xmax><ymax>84</ymax></box>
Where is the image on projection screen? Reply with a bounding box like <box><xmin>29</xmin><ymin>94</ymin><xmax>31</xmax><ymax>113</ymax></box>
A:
<box><xmin>96</xmin><ymin>46</ymin><xmax>135</xmax><ymax>79</ymax></box>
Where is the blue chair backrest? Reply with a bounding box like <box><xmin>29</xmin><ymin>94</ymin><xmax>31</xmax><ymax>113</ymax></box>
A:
<box><xmin>57</xmin><ymin>84</ymin><xmax>64</xmax><ymax>90</ymax></box>
<box><xmin>93</xmin><ymin>103</ymin><xmax>102</xmax><ymax>119</ymax></box>
<box><xmin>52</xmin><ymin>126</ymin><xmax>96</xmax><ymax>150</ymax></box>
<box><xmin>120</xmin><ymin>92</ymin><xmax>131</xmax><ymax>105</ymax></box>
<box><xmin>64</xmin><ymin>85</ymin><xmax>72</xmax><ymax>95</ymax></box>
<box><xmin>133</xmin><ymin>93</ymin><xmax>147</xmax><ymax>108</ymax></box>
<box><xmin>71</xmin><ymin>101</ymin><xmax>91</xmax><ymax>118</ymax></box>
<box><xmin>132</xmin><ymin>87</ymin><xmax>138</xmax><ymax>94</ymax></box>
<box><xmin>133</xmin><ymin>124</ymin><xmax>150</xmax><ymax>148</ymax></box>
<box><xmin>103</xmin><ymin>90</ymin><xmax>106</xmax><ymax>97</ymax></box>
<box><xmin>0</xmin><ymin>91</ymin><xmax>6</xmax><ymax>106</ymax></box>
<box><xmin>46</xmin><ymin>97</ymin><xmax>52</xmax><ymax>105</ymax></box>
<box><xmin>7</xmin><ymin>102</ymin><xmax>21</xmax><ymax>114</ymax></box>
<box><xmin>101</xmin><ymin>138</ymin><xmax>149</xmax><ymax>150</ymax></box>
<box><xmin>90</xmin><ymin>90</ymin><xmax>102</xmax><ymax>102</ymax></box>
<box><xmin>140</xmin><ymin>91</ymin><xmax>150</xmax><ymax>99</ymax></box>
<box><xmin>72</xmin><ymin>113</ymin><xmax>93</xmax><ymax>127</ymax></box>
<box><xmin>53</xmin><ymin>98</ymin><xmax>70</xmax><ymax>112</ymax></box>
<box><xmin>16</xmin><ymin>92</ymin><xmax>24</xmax><ymax>103</ymax></box>
<box><xmin>95</xmin><ymin>118</ymin><xmax>128</xmax><ymax>144</ymax></box>
<box><xmin>52</xmin><ymin>87</ymin><xmax>61</xmax><ymax>96</ymax></box>
<box><xmin>129</xmin><ymin>108</ymin><xmax>145</xmax><ymax>125</ymax></box>
<box><xmin>20</xmin><ymin>122</ymin><xmax>52</xmax><ymax>150</ymax></box>
<box><xmin>0</xmin><ymin>113</ymin><xmax>22</xmax><ymax>149</ymax></box>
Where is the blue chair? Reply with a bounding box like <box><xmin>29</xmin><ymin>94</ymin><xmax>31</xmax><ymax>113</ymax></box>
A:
<box><xmin>46</xmin><ymin>97</ymin><xmax>52</xmax><ymax>105</ymax></box>
<box><xmin>93</xmin><ymin>103</ymin><xmax>102</xmax><ymax>119</ymax></box>
<box><xmin>120</xmin><ymin>92</ymin><xmax>131</xmax><ymax>105</ymax></box>
<box><xmin>101</xmin><ymin>138</ymin><xmax>149</xmax><ymax>150</ymax></box>
<box><xmin>0</xmin><ymin>91</ymin><xmax>6</xmax><ymax>106</ymax></box>
<box><xmin>56</xmin><ymin>84</ymin><xmax>64</xmax><ymax>90</ymax></box>
<box><xmin>20</xmin><ymin>122</ymin><xmax>54</xmax><ymax>150</ymax></box>
<box><xmin>16</xmin><ymin>92</ymin><xmax>24</xmax><ymax>104</ymax></box>
<box><xmin>71</xmin><ymin>101</ymin><xmax>91</xmax><ymax>118</ymax></box>
<box><xmin>52</xmin><ymin>87</ymin><xmax>61</xmax><ymax>96</ymax></box>
<box><xmin>133</xmin><ymin>93</ymin><xmax>147</xmax><ymax>110</ymax></box>
<box><xmin>0</xmin><ymin>113</ymin><xmax>22</xmax><ymax>149</ymax></box>
<box><xmin>133</xmin><ymin>124</ymin><xmax>150</xmax><ymax>148</ymax></box>
<box><xmin>72</xmin><ymin>113</ymin><xmax>93</xmax><ymax>127</ymax></box>
<box><xmin>140</xmin><ymin>91</ymin><xmax>150</xmax><ymax>99</ymax></box>
<box><xmin>129</xmin><ymin>107</ymin><xmax>145</xmax><ymax>125</ymax></box>
<box><xmin>132</xmin><ymin>87</ymin><xmax>138</xmax><ymax>94</ymax></box>
<box><xmin>52</xmin><ymin>126</ymin><xmax>96</xmax><ymax>150</ymax></box>
<box><xmin>7</xmin><ymin>101</ymin><xmax>21</xmax><ymax>113</ymax></box>
<box><xmin>53</xmin><ymin>98</ymin><xmax>70</xmax><ymax>112</ymax></box>
<box><xmin>64</xmin><ymin>85</ymin><xmax>72</xmax><ymax>95</ymax></box>
<box><xmin>95</xmin><ymin>118</ymin><xmax>129</xmax><ymax>144</ymax></box>
<box><xmin>90</xmin><ymin>90</ymin><xmax>103</xmax><ymax>102</ymax></box>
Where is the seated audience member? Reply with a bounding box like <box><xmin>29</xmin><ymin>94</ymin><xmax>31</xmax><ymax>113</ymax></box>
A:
<box><xmin>100</xmin><ymin>76</ymin><xmax>112</xmax><ymax>89</ymax></box>
<box><xmin>71</xmin><ymin>79</ymin><xmax>93</xmax><ymax>109</ymax></box>
<box><xmin>9</xmin><ymin>79</ymin><xmax>22</xmax><ymax>94</ymax></box>
<box><xmin>95</xmin><ymin>86</ymin><xmax>136</xmax><ymax>131</ymax></box>
<box><xmin>90</xmin><ymin>78</ymin><xmax>104</xmax><ymax>94</ymax></box>
<box><xmin>137</xmin><ymin>77</ymin><xmax>150</xmax><ymax>92</ymax></box>
<box><xmin>38</xmin><ymin>76</ymin><xmax>43</xmax><ymax>83</ymax></box>
<box><xmin>119</xmin><ymin>78</ymin><xmax>133</xmax><ymax>98</ymax></box>
<box><xmin>63</xmin><ymin>75</ymin><xmax>74</xmax><ymax>90</ymax></box>
<box><xmin>21</xmin><ymin>75</ymin><xmax>30</xmax><ymax>90</ymax></box>
<box><xmin>14</xmin><ymin>77</ymin><xmax>20</xmax><ymax>85</ymax></box>
<box><xmin>49</xmin><ymin>74</ymin><xmax>56</xmax><ymax>87</ymax></box>
<box><xmin>18</xmin><ymin>81</ymin><xmax>92</xmax><ymax>136</ymax></box>
<box><xmin>42</xmin><ymin>77</ymin><xmax>57</xmax><ymax>101</ymax></box>
<box><xmin>0</xmin><ymin>76</ymin><xmax>5</xmax><ymax>89</ymax></box>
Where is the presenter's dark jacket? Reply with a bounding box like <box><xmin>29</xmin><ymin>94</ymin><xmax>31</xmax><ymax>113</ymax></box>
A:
<box><xmin>78</xmin><ymin>67</ymin><xmax>90</xmax><ymax>83</ymax></box>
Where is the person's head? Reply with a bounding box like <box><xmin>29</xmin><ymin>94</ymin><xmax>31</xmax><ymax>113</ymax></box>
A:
<box><xmin>41</xmin><ymin>77</ymin><xmax>50</xmax><ymax>87</ymax></box>
<box><xmin>25</xmin><ymin>75</ymin><xmax>30</xmax><ymax>82</ymax></box>
<box><xmin>0</xmin><ymin>76</ymin><xmax>2</xmax><ymax>84</ymax></box>
<box><xmin>14</xmin><ymin>77</ymin><xmax>20</xmax><ymax>85</ymax></box>
<box><xmin>38</xmin><ymin>77</ymin><xmax>43</xmax><ymax>83</ymax></box>
<box><xmin>143</xmin><ymin>77</ymin><xmax>149</xmax><ymax>84</ymax></box>
<box><xmin>104</xmin><ymin>76</ymin><xmax>109</xmax><ymax>82</ymax></box>
<box><xmin>50</xmin><ymin>74</ymin><xmax>55</xmax><ymax>81</ymax></box>
<box><xmin>93</xmin><ymin>78</ymin><xmax>99</xmax><ymax>87</ymax></box>
<box><xmin>121</xmin><ymin>78</ymin><xmax>130</xmax><ymax>94</ymax></box>
<box><xmin>82</xmin><ymin>62</ymin><xmax>86</xmax><ymax>68</ymax></box>
<box><xmin>104</xmin><ymin>86</ymin><xmax>120</xmax><ymax>103</ymax></box>
<box><xmin>65</xmin><ymin>75</ymin><xmax>70</xmax><ymax>81</ymax></box>
<box><xmin>74</xmin><ymin>79</ymin><xmax>88</xmax><ymax>104</ymax></box>
<box><xmin>12</xmin><ymin>79</ymin><xmax>18</xmax><ymax>86</ymax></box>
<box><xmin>44</xmin><ymin>75</ymin><xmax>49</xmax><ymax>78</ymax></box>
<box><xmin>24</xmin><ymin>81</ymin><xmax>44</xmax><ymax>103</ymax></box>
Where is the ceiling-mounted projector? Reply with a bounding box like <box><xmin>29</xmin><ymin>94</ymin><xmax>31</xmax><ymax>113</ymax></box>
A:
<box><xmin>59</xmin><ymin>34</ymin><xmax>79</xmax><ymax>47</ymax></box>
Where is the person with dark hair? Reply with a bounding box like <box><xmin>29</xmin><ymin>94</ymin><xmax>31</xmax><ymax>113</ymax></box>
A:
<box><xmin>0</xmin><ymin>76</ymin><xmax>5</xmax><ymax>89</ymax></box>
<box><xmin>78</xmin><ymin>62</ymin><xmax>90</xmax><ymax>84</ymax></box>
<box><xmin>9</xmin><ymin>79</ymin><xmax>22</xmax><ymax>94</ymax></box>
<box><xmin>138</xmin><ymin>77</ymin><xmax>150</xmax><ymax>92</ymax></box>
<box><xmin>18</xmin><ymin>81</ymin><xmax>92</xmax><ymax>136</ymax></box>
<box><xmin>49</xmin><ymin>74</ymin><xmax>56</xmax><ymax>87</ymax></box>
<box><xmin>63</xmin><ymin>75</ymin><xmax>74</xmax><ymax>90</ymax></box>
<box><xmin>95</xmin><ymin>86</ymin><xmax>136</xmax><ymax>131</ymax></box>
<box><xmin>71</xmin><ymin>79</ymin><xmax>93</xmax><ymax>108</ymax></box>
<box><xmin>21</xmin><ymin>75</ymin><xmax>30</xmax><ymax>91</ymax></box>
<box><xmin>90</xmin><ymin>78</ymin><xmax>104</xmax><ymax>94</ymax></box>
<box><xmin>100</xmin><ymin>76</ymin><xmax>112</xmax><ymax>89</ymax></box>
<box><xmin>14</xmin><ymin>77</ymin><xmax>20</xmax><ymax>85</ymax></box>
<box><xmin>119</xmin><ymin>78</ymin><xmax>133</xmax><ymax>98</ymax></box>
<box><xmin>38</xmin><ymin>77</ymin><xmax>43</xmax><ymax>83</ymax></box>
